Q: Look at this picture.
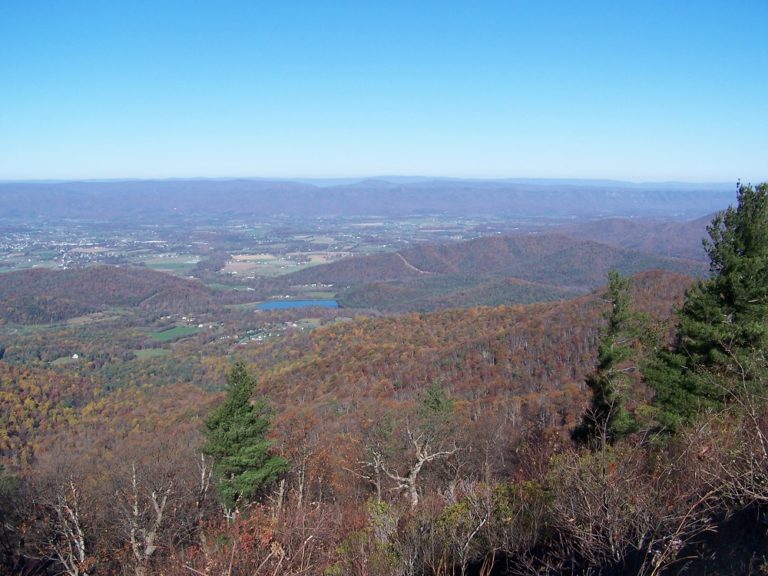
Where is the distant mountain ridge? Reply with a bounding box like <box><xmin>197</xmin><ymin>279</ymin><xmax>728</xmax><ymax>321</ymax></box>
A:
<box><xmin>556</xmin><ymin>213</ymin><xmax>714</xmax><ymax>261</ymax></box>
<box><xmin>0</xmin><ymin>178</ymin><xmax>735</xmax><ymax>221</ymax></box>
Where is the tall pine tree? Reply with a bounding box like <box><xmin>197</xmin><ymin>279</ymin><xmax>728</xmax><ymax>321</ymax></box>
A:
<box><xmin>647</xmin><ymin>182</ymin><xmax>768</xmax><ymax>429</ymax></box>
<box><xmin>203</xmin><ymin>362</ymin><xmax>287</xmax><ymax>510</ymax></box>
<box><xmin>573</xmin><ymin>271</ymin><xmax>650</xmax><ymax>445</ymax></box>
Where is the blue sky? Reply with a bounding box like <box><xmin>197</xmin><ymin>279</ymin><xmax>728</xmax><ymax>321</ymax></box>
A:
<box><xmin>1</xmin><ymin>1</ymin><xmax>766</xmax><ymax>182</ymax></box>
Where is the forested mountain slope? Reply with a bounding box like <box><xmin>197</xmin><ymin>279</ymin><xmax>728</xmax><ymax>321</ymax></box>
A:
<box><xmin>400</xmin><ymin>234</ymin><xmax>704</xmax><ymax>286</ymax></box>
<box><xmin>241</xmin><ymin>270</ymin><xmax>691</xmax><ymax>487</ymax></box>
<box><xmin>0</xmin><ymin>265</ymin><xmax>247</xmax><ymax>323</ymax></box>
<box><xmin>339</xmin><ymin>275</ymin><xmax>582</xmax><ymax>313</ymax></box>
<box><xmin>0</xmin><ymin>270</ymin><xmax>691</xmax><ymax>473</ymax></box>
<box><xmin>2</xmin><ymin>268</ymin><xmax>735</xmax><ymax>576</ymax></box>
<box><xmin>279</xmin><ymin>233</ymin><xmax>705</xmax><ymax>311</ymax></box>
<box><xmin>285</xmin><ymin>234</ymin><xmax>704</xmax><ymax>289</ymax></box>
<box><xmin>560</xmin><ymin>214</ymin><xmax>712</xmax><ymax>261</ymax></box>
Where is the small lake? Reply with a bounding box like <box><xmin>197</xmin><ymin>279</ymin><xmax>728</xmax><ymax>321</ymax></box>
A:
<box><xmin>256</xmin><ymin>299</ymin><xmax>340</xmax><ymax>311</ymax></box>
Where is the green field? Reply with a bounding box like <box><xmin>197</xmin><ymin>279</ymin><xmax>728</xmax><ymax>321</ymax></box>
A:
<box><xmin>150</xmin><ymin>325</ymin><xmax>199</xmax><ymax>342</ymax></box>
<box><xmin>142</xmin><ymin>256</ymin><xmax>200</xmax><ymax>275</ymax></box>
<box><xmin>205</xmin><ymin>282</ymin><xmax>254</xmax><ymax>291</ymax></box>
<box><xmin>299</xmin><ymin>290</ymin><xmax>337</xmax><ymax>299</ymax></box>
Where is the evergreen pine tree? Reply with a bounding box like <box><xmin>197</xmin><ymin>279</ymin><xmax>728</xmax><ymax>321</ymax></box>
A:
<box><xmin>573</xmin><ymin>271</ymin><xmax>648</xmax><ymax>445</ymax></box>
<box><xmin>416</xmin><ymin>381</ymin><xmax>455</xmax><ymax>439</ymax></box>
<box><xmin>648</xmin><ymin>182</ymin><xmax>768</xmax><ymax>429</ymax></box>
<box><xmin>203</xmin><ymin>362</ymin><xmax>288</xmax><ymax>510</ymax></box>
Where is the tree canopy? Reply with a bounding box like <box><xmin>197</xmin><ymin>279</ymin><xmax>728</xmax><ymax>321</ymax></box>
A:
<box><xmin>648</xmin><ymin>182</ymin><xmax>768</xmax><ymax>429</ymax></box>
<box><xmin>202</xmin><ymin>362</ymin><xmax>287</xmax><ymax>510</ymax></box>
<box><xmin>573</xmin><ymin>271</ymin><xmax>650</xmax><ymax>445</ymax></box>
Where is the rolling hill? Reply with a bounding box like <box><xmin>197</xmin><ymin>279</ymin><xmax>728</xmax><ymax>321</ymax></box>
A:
<box><xmin>559</xmin><ymin>214</ymin><xmax>713</xmax><ymax>261</ymax></box>
<box><xmin>0</xmin><ymin>265</ymin><xmax>223</xmax><ymax>323</ymax></box>
<box><xmin>279</xmin><ymin>233</ymin><xmax>707</xmax><ymax>312</ymax></box>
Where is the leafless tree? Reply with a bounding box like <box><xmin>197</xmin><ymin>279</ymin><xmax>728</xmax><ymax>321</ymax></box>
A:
<box><xmin>382</xmin><ymin>422</ymin><xmax>458</xmax><ymax>508</ymax></box>
<box><xmin>117</xmin><ymin>463</ymin><xmax>173</xmax><ymax>576</ymax></box>
<box><xmin>345</xmin><ymin>449</ymin><xmax>386</xmax><ymax>502</ymax></box>
<box><xmin>38</xmin><ymin>478</ymin><xmax>92</xmax><ymax>576</ymax></box>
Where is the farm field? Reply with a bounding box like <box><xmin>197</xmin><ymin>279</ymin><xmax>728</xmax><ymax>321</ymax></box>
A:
<box><xmin>150</xmin><ymin>325</ymin><xmax>200</xmax><ymax>342</ymax></box>
<box><xmin>222</xmin><ymin>251</ymin><xmax>351</xmax><ymax>277</ymax></box>
<box><xmin>142</xmin><ymin>255</ymin><xmax>200</xmax><ymax>275</ymax></box>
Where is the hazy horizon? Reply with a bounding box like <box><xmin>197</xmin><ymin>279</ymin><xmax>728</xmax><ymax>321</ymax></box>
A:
<box><xmin>0</xmin><ymin>175</ymin><xmax>741</xmax><ymax>188</ymax></box>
